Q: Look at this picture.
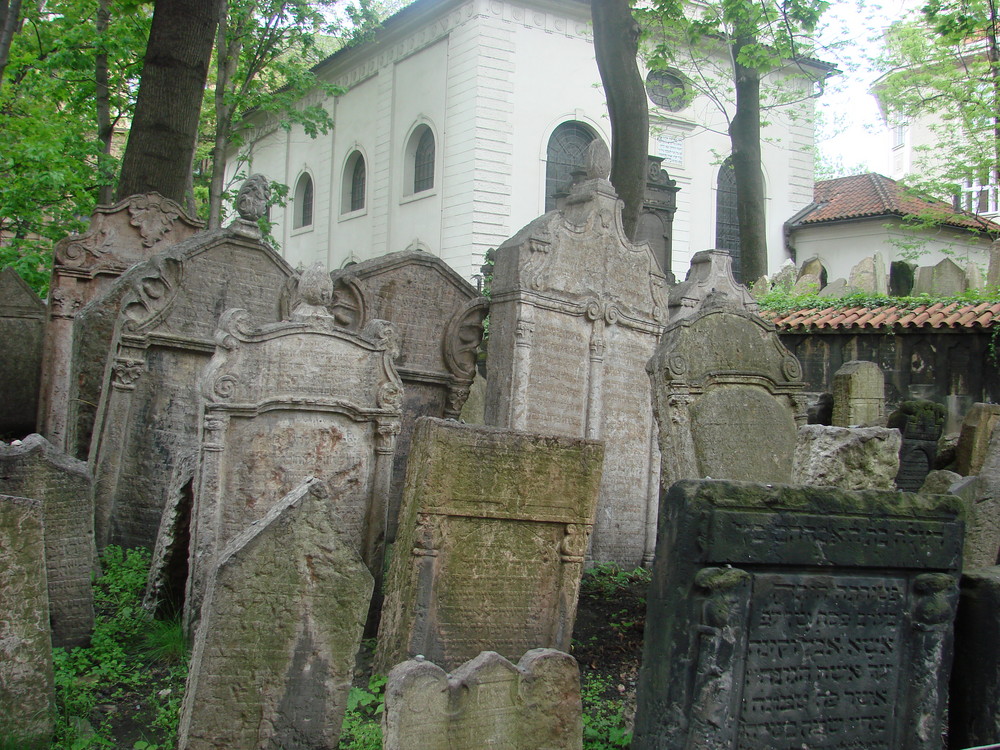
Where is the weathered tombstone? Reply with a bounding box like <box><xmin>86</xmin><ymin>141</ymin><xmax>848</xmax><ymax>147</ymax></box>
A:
<box><xmin>949</xmin><ymin>567</ymin><xmax>1000</xmax><ymax>749</ymax></box>
<box><xmin>888</xmin><ymin>400</ymin><xmax>947</xmax><ymax>491</ymax></box>
<box><xmin>649</xmin><ymin>250</ymin><xmax>805</xmax><ymax>487</ymax></box>
<box><xmin>89</xmin><ymin>179</ymin><xmax>295</xmax><ymax>552</ymax></box>
<box><xmin>848</xmin><ymin>253</ymin><xmax>888</xmax><ymax>294</ymax></box>
<box><xmin>988</xmin><ymin>238</ymin><xmax>1000</xmax><ymax>288</ymax></box>
<box><xmin>832</xmin><ymin>359</ymin><xmax>885</xmax><ymax>426</ymax></box>
<box><xmin>790</xmin><ymin>272</ymin><xmax>821</xmax><ymax>296</ymax></box>
<box><xmin>376</xmin><ymin>418</ymin><xmax>603</xmax><ymax>673</ymax></box>
<box><xmin>383</xmin><ymin>649</ymin><xmax>582</xmax><ymax>750</ymax></box>
<box><xmin>964</xmin><ymin>261</ymin><xmax>984</xmax><ymax>291</ymax></box>
<box><xmin>954</xmin><ymin>402</ymin><xmax>1000</xmax><ymax>476</ymax></box>
<box><xmin>750</xmin><ymin>275</ymin><xmax>771</xmax><ymax>300</ymax></box>
<box><xmin>770</xmin><ymin>260</ymin><xmax>797</xmax><ymax>291</ymax></box>
<box><xmin>177</xmin><ymin>478</ymin><xmax>373</xmax><ymax>750</ymax></box>
<box><xmin>632</xmin><ymin>479</ymin><xmax>964</xmax><ymax>749</ymax></box>
<box><xmin>889</xmin><ymin>260</ymin><xmax>916</xmax><ymax>297</ymax></box>
<box><xmin>793</xmin><ymin>424</ymin><xmax>901</xmax><ymax>490</ymax></box>
<box><xmin>0</xmin><ymin>268</ymin><xmax>46</xmax><ymax>439</ymax></box>
<box><xmin>484</xmin><ymin>140</ymin><xmax>667</xmax><ymax>566</ymax></box>
<box><xmin>798</xmin><ymin>256</ymin><xmax>827</xmax><ymax>287</ymax></box>
<box><xmin>0</xmin><ymin>434</ymin><xmax>95</xmax><ymax>648</ymax></box>
<box><xmin>818</xmin><ymin>276</ymin><xmax>848</xmax><ymax>298</ymax></box>
<box><xmin>807</xmin><ymin>392</ymin><xmax>834</xmax><ymax>425</ymax></box>
<box><xmin>330</xmin><ymin>251</ymin><xmax>487</xmax><ymax>541</ymax></box>
<box><xmin>913</xmin><ymin>257</ymin><xmax>967</xmax><ymax>296</ymax></box>
<box><xmin>37</xmin><ymin>194</ymin><xmax>202</xmax><ymax>452</ymax></box>
<box><xmin>0</xmin><ymin>494</ymin><xmax>54</xmax><ymax>749</ymax></box>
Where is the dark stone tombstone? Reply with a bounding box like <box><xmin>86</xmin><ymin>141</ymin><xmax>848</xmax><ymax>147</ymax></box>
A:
<box><xmin>888</xmin><ymin>400</ymin><xmax>947</xmax><ymax>492</ymax></box>
<box><xmin>632</xmin><ymin>479</ymin><xmax>963</xmax><ymax>750</ymax></box>
<box><xmin>637</xmin><ymin>155</ymin><xmax>679</xmax><ymax>281</ymax></box>
<box><xmin>0</xmin><ymin>268</ymin><xmax>46</xmax><ymax>439</ymax></box>
<box><xmin>890</xmin><ymin>260</ymin><xmax>916</xmax><ymax>297</ymax></box>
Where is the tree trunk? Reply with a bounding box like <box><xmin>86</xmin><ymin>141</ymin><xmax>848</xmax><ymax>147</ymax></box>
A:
<box><xmin>591</xmin><ymin>0</ymin><xmax>648</xmax><ymax>241</ymax></box>
<box><xmin>95</xmin><ymin>0</ymin><xmax>114</xmax><ymax>205</ymax></box>
<box><xmin>208</xmin><ymin>0</ymin><xmax>239</xmax><ymax>229</ymax></box>
<box><xmin>116</xmin><ymin>0</ymin><xmax>219</xmax><ymax>207</ymax></box>
<box><xmin>0</xmin><ymin>0</ymin><xmax>23</xmax><ymax>89</ymax></box>
<box><xmin>729</xmin><ymin>36</ymin><xmax>768</xmax><ymax>285</ymax></box>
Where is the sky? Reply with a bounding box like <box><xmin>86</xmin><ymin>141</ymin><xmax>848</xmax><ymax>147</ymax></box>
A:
<box><xmin>814</xmin><ymin>0</ymin><xmax>923</xmax><ymax>177</ymax></box>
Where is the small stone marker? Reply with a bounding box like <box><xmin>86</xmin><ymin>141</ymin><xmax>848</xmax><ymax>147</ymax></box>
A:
<box><xmin>649</xmin><ymin>250</ymin><xmax>805</xmax><ymax>486</ymax></box>
<box><xmin>832</xmin><ymin>359</ymin><xmax>885</xmax><ymax>426</ymax></box>
<box><xmin>818</xmin><ymin>277</ymin><xmax>848</xmax><ymax>297</ymax></box>
<box><xmin>632</xmin><ymin>479</ymin><xmax>963</xmax><ymax>749</ymax></box>
<box><xmin>383</xmin><ymin>649</ymin><xmax>582</xmax><ymax>750</ymax></box>
<box><xmin>376</xmin><ymin>418</ymin><xmax>603</xmax><ymax>673</ymax></box>
<box><xmin>792</xmin><ymin>424</ymin><xmax>901</xmax><ymax>490</ymax></box>
<box><xmin>0</xmin><ymin>268</ymin><xmax>45</xmax><ymax>438</ymax></box>
<box><xmin>0</xmin><ymin>494</ymin><xmax>54</xmax><ymax>749</ymax></box>
<box><xmin>949</xmin><ymin>566</ymin><xmax>1000</xmax><ymax>748</ymax></box>
<box><xmin>0</xmin><ymin>433</ymin><xmax>95</xmax><ymax>648</ymax></box>
<box><xmin>177</xmin><ymin>478</ymin><xmax>373</xmax><ymax>750</ymax></box>
<box><xmin>955</xmin><ymin>402</ymin><xmax>1000</xmax><ymax>476</ymax></box>
<box><xmin>889</xmin><ymin>260</ymin><xmax>915</xmax><ymax>296</ymax></box>
<box><xmin>888</xmin><ymin>399</ymin><xmax>947</xmax><ymax>491</ymax></box>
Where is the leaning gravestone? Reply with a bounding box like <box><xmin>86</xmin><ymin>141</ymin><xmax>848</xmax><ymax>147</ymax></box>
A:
<box><xmin>955</xmin><ymin>402</ymin><xmax>1000</xmax><ymax>476</ymax></box>
<box><xmin>0</xmin><ymin>494</ymin><xmax>54</xmax><ymax>749</ymax></box>
<box><xmin>383</xmin><ymin>649</ymin><xmax>582</xmax><ymax>750</ymax></box>
<box><xmin>888</xmin><ymin>400</ymin><xmax>947</xmax><ymax>491</ymax></box>
<box><xmin>848</xmin><ymin>254</ymin><xmax>888</xmax><ymax>294</ymax></box>
<box><xmin>0</xmin><ymin>268</ymin><xmax>46</xmax><ymax>438</ymax></box>
<box><xmin>484</xmin><ymin>140</ymin><xmax>668</xmax><ymax>566</ymax></box>
<box><xmin>330</xmin><ymin>251</ymin><xmax>487</xmax><ymax>541</ymax></box>
<box><xmin>177</xmin><ymin>478</ymin><xmax>373</xmax><ymax>750</ymax></box>
<box><xmin>183</xmin><ymin>286</ymin><xmax>402</xmax><ymax>631</ymax></box>
<box><xmin>376</xmin><ymin>418</ymin><xmax>603</xmax><ymax>673</ymax></box>
<box><xmin>649</xmin><ymin>250</ymin><xmax>805</xmax><ymax>486</ymax></box>
<box><xmin>632</xmin><ymin>479</ymin><xmax>963</xmax><ymax>749</ymax></box>
<box><xmin>37</xmin><ymin>193</ymin><xmax>202</xmax><ymax>452</ymax></box>
<box><xmin>832</xmin><ymin>359</ymin><xmax>885</xmax><ymax>427</ymax></box>
<box><xmin>0</xmin><ymin>434</ymin><xmax>95</xmax><ymax>648</ymax></box>
<box><xmin>89</xmin><ymin>177</ymin><xmax>295</xmax><ymax>552</ymax></box>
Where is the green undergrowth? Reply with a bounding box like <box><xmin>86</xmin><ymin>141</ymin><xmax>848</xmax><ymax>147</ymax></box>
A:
<box><xmin>756</xmin><ymin>285</ymin><xmax>1000</xmax><ymax>316</ymax></box>
<box><xmin>52</xmin><ymin>546</ymin><xmax>189</xmax><ymax>749</ymax></box>
<box><xmin>582</xmin><ymin>674</ymin><xmax>632</xmax><ymax>749</ymax></box>
<box><xmin>339</xmin><ymin>674</ymin><xmax>385</xmax><ymax>749</ymax></box>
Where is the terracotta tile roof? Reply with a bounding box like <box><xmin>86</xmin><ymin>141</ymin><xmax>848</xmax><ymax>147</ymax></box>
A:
<box><xmin>788</xmin><ymin>173</ymin><xmax>1000</xmax><ymax>234</ymax></box>
<box><xmin>763</xmin><ymin>301</ymin><xmax>1000</xmax><ymax>330</ymax></box>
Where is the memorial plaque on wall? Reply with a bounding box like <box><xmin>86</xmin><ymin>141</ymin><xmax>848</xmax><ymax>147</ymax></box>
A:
<box><xmin>632</xmin><ymin>479</ymin><xmax>963</xmax><ymax>750</ymax></box>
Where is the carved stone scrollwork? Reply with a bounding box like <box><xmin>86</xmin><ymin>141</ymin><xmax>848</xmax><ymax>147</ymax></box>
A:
<box><xmin>213</xmin><ymin>375</ymin><xmax>238</xmax><ymax>400</ymax></box>
<box><xmin>127</xmin><ymin>193</ymin><xmax>184</xmax><ymax>248</ymax></box>
<box><xmin>584</xmin><ymin>299</ymin><xmax>603</xmax><ymax>321</ymax></box>
<box><xmin>329</xmin><ymin>276</ymin><xmax>365</xmax><ymax>331</ymax></box>
<box><xmin>289</xmin><ymin>262</ymin><xmax>336</xmax><ymax>322</ymax></box>
<box><xmin>377</xmin><ymin>381</ymin><xmax>404</xmax><ymax>411</ymax></box>
<box><xmin>782</xmin><ymin>354</ymin><xmax>803</xmax><ymax>382</ymax></box>
<box><xmin>362</xmin><ymin>319</ymin><xmax>399</xmax><ymax>358</ymax></box>
<box><xmin>54</xmin><ymin>217</ymin><xmax>115</xmax><ymax>270</ymax></box>
<box><xmin>122</xmin><ymin>257</ymin><xmax>183</xmax><ymax>332</ymax></box>
<box><xmin>112</xmin><ymin>358</ymin><xmax>144</xmax><ymax>389</ymax></box>
<box><xmin>444</xmin><ymin>385</ymin><xmax>471</xmax><ymax>419</ymax></box>
<box><xmin>214</xmin><ymin>308</ymin><xmax>254</xmax><ymax>350</ymax></box>
<box><xmin>514</xmin><ymin>319</ymin><xmax>534</xmax><ymax>347</ymax></box>
<box><xmin>443</xmin><ymin>298</ymin><xmax>488</xmax><ymax>381</ymax></box>
<box><xmin>523</xmin><ymin>237</ymin><xmax>553</xmax><ymax>291</ymax></box>
<box><xmin>49</xmin><ymin>287</ymin><xmax>83</xmax><ymax>319</ymax></box>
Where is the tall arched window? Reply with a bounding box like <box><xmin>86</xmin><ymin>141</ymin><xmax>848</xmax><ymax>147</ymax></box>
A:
<box><xmin>715</xmin><ymin>156</ymin><xmax>741</xmax><ymax>281</ymax></box>
<box><xmin>413</xmin><ymin>128</ymin><xmax>435</xmax><ymax>193</ymax></box>
<box><xmin>545</xmin><ymin>122</ymin><xmax>598</xmax><ymax>211</ymax></box>
<box><xmin>293</xmin><ymin>172</ymin><xmax>314</xmax><ymax>229</ymax></box>
<box><xmin>342</xmin><ymin>150</ymin><xmax>366</xmax><ymax>213</ymax></box>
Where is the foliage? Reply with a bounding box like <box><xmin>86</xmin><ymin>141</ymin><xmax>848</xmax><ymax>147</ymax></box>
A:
<box><xmin>756</xmin><ymin>283</ymin><xmax>1000</xmax><ymax>315</ymax></box>
<box><xmin>581</xmin><ymin>674</ymin><xmax>631</xmax><ymax>749</ymax></box>
<box><xmin>580</xmin><ymin>563</ymin><xmax>651</xmax><ymax>599</ymax></box>
<box><xmin>51</xmin><ymin>546</ymin><xmax>189</xmax><ymax>749</ymax></box>
<box><xmin>338</xmin><ymin>673</ymin><xmax>385</xmax><ymax>749</ymax></box>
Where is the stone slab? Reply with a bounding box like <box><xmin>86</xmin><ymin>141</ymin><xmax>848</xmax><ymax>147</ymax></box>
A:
<box><xmin>888</xmin><ymin>400</ymin><xmax>947</xmax><ymax>492</ymax></box>
<box><xmin>383</xmin><ymin>650</ymin><xmax>582</xmax><ymax>750</ymax></box>
<box><xmin>0</xmin><ymin>433</ymin><xmax>95</xmax><ymax>648</ymax></box>
<box><xmin>0</xmin><ymin>268</ymin><xmax>45</xmax><ymax>439</ymax></box>
<box><xmin>955</xmin><ymin>402</ymin><xmax>1000</xmax><ymax>476</ymax></box>
<box><xmin>792</xmin><ymin>425</ymin><xmax>902</xmax><ymax>490</ymax></box>
<box><xmin>832</xmin><ymin>360</ymin><xmax>885</xmax><ymax>427</ymax></box>
<box><xmin>632</xmin><ymin>479</ymin><xmax>963</xmax><ymax>749</ymax></box>
<box><xmin>178</xmin><ymin>478</ymin><xmax>373</xmax><ymax>749</ymax></box>
<box><xmin>0</xmin><ymin>494</ymin><xmax>54</xmax><ymax>748</ymax></box>
<box><xmin>376</xmin><ymin>418</ymin><xmax>603</xmax><ymax>673</ymax></box>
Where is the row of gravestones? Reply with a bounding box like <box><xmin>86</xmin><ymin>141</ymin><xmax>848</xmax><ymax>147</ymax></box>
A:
<box><xmin>756</xmin><ymin>250</ymin><xmax>998</xmax><ymax>299</ymax></box>
<box><xmin>3</xmin><ymin>150</ymin><xmax>1000</xmax><ymax>746</ymax></box>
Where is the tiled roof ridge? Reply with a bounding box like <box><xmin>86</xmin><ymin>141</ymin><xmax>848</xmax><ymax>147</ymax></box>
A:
<box><xmin>762</xmin><ymin>300</ymin><xmax>1000</xmax><ymax>330</ymax></box>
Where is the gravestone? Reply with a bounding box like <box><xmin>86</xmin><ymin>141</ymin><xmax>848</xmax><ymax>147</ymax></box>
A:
<box><xmin>848</xmin><ymin>254</ymin><xmax>888</xmax><ymax>294</ymax></box>
<box><xmin>832</xmin><ymin>359</ymin><xmax>885</xmax><ymax>426</ymax></box>
<box><xmin>330</xmin><ymin>251</ymin><xmax>487</xmax><ymax>541</ymax></box>
<box><xmin>0</xmin><ymin>268</ymin><xmax>46</xmax><ymax>439</ymax></box>
<box><xmin>0</xmin><ymin>434</ymin><xmax>95</xmax><ymax>648</ymax></box>
<box><xmin>955</xmin><ymin>402</ymin><xmax>1000</xmax><ymax>476</ymax></box>
<box><xmin>184</xmin><ymin>294</ymin><xmax>402</xmax><ymax>631</ymax></box>
<box><xmin>913</xmin><ymin>257</ymin><xmax>967</xmax><ymax>296</ymax></box>
<box><xmin>790</xmin><ymin>272</ymin><xmax>821</xmax><ymax>296</ymax></box>
<box><xmin>484</xmin><ymin>141</ymin><xmax>667</xmax><ymax>566</ymax></box>
<box><xmin>818</xmin><ymin>277</ymin><xmax>848</xmax><ymax>298</ymax></box>
<box><xmin>649</xmin><ymin>250</ymin><xmax>805</xmax><ymax>487</ymax></box>
<box><xmin>37</xmin><ymin>193</ymin><xmax>202</xmax><ymax>452</ymax></box>
<box><xmin>770</xmin><ymin>261</ymin><xmax>797</xmax><ymax>291</ymax></box>
<box><xmin>89</xmin><ymin>181</ymin><xmax>295</xmax><ymax>552</ymax></box>
<box><xmin>964</xmin><ymin>261</ymin><xmax>984</xmax><ymax>291</ymax></box>
<box><xmin>632</xmin><ymin>479</ymin><xmax>964</xmax><ymax>749</ymax></box>
<box><xmin>383</xmin><ymin>650</ymin><xmax>582</xmax><ymax>750</ymax></box>
<box><xmin>889</xmin><ymin>260</ymin><xmax>915</xmax><ymax>296</ymax></box>
<box><xmin>948</xmin><ymin>567</ymin><xmax>1000</xmax><ymax>749</ymax></box>
<box><xmin>888</xmin><ymin>400</ymin><xmax>947</xmax><ymax>491</ymax></box>
<box><xmin>0</xmin><ymin>494</ymin><xmax>54</xmax><ymax>749</ymax></box>
<box><xmin>177</xmin><ymin>478</ymin><xmax>373</xmax><ymax>750</ymax></box>
<box><xmin>798</xmin><ymin>257</ymin><xmax>827</xmax><ymax>287</ymax></box>
<box><xmin>792</xmin><ymin>425</ymin><xmax>901</xmax><ymax>490</ymax></box>
<box><xmin>376</xmin><ymin>418</ymin><xmax>603</xmax><ymax>673</ymax></box>
<box><xmin>988</xmin><ymin>238</ymin><xmax>1000</xmax><ymax>288</ymax></box>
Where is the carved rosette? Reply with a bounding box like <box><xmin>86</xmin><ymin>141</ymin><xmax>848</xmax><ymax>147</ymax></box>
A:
<box><xmin>122</xmin><ymin>257</ymin><xmax>183</xmax><ymax>332</ymax></box>
<box><xmin>111</xmin><ymin>358</ymin><xmax>145</xmax><ymax>390</ymax></box>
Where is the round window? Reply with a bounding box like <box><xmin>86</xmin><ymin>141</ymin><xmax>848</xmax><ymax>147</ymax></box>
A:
<box><xmin>646</xmin><ymin>70</ymin><xmax>687</xmax><ymax>111</ymax></box>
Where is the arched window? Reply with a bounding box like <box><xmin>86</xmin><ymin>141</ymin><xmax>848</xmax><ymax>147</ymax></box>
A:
<box><xmin>715</xmin><ymin>156</ymin><xmax>741</xmax><ymax>281</ymax></box>
<box><xmin>342</xmin><ymin>151</ymin><xmax>366</xmax><ymax>213</ymax></box>
<box><xmin>293</xmin><ymin>172</ymin><xmax>314</xmax><ymax>229</ymax></box>
<box><xmin>413</xmin><ymin>128</ymin><xmax>435</xmax><ymax>192</ymax></box>
<box><xmin>545</xmin><ymin>122</ymin><xmax>598</xmax><ymax>212</ymax></box>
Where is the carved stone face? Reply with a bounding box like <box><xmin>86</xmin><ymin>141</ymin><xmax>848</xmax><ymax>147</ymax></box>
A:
<box><xmin>236</xmin><ymin>174</ymin><xmax>271</xmax><ymax>221</ymax></box>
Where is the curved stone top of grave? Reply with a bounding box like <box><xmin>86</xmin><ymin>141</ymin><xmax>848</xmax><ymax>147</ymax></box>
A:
<box><xmin>489</xmin><ymin>141</ymin><xmax>668</xmax><ymax>326</ymax></box>
<box><xmin>667</xmin><ymin>248</ymin><xmax>758</xmax><ymax>323</ymax></box>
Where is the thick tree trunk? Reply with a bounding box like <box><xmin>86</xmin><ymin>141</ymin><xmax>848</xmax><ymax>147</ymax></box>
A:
<box><xmin>591</xmin><ymin>0</ymin><xmax>649</xmax><ymax>241</ymax></box>
<box><xmin>116</xmin><ymin>0</ymin><xmax>219</xmax><ymax>207</ymax></box>
<box><xmin>208</xmin><ymin>0</ymin><xmax>239</xmax><ymax>229</ymax></box>
<box><xmin>729</xmin><ymin>37</ymin><xmax>768</xmax><ymax>285</ymax></box>
<box><xmin>0</xmin><ymin>0</ymin><xmax>23</xmax><ymax>89</ymax></box>
<box><xmin>95</xmin><ymin>0</ymin><xmax>114</xmax><ymax>205</ymax></box>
